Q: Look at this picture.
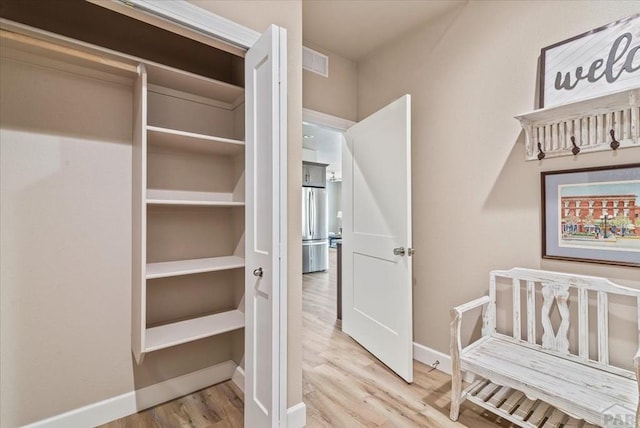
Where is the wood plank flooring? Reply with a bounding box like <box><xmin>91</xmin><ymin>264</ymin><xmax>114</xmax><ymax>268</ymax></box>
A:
<box><xmin>103</xmin><ymin>249</ymin><xmax>509</xmax><ymax>427</ymax></box>
<box><xmin>99</xmin><ymin>381</ymin><xmax>243</xmax><ymax>428</ymax></box>
<box><xmin>301</xmin><ymin>250</ymin><xmax>510</xmax><ymax>428</ymax></box>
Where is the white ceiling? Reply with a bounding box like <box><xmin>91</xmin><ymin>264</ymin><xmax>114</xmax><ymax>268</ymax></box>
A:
<box><xmin>303</xmin><ymin>123</ymin><xmax>344</xmax><ymax>179</ymax></box>
<box><xmin>303</xmin><ymin>0</ymin><xmax>467</xmax><ymax>61</ymax></box>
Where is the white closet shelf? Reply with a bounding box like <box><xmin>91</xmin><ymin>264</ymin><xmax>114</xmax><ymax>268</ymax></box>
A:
<box><xmin>145</xmin><ymin>62</ymin><xmax>244</xmax><ymax>107</ymax></box>
<box><xmin>145</xmin><ymin>309</ymin><xmax>245</xmax><ymax>352</ymax></box>
<box><xmin>147</xmin><ymin>126</ymin><xmax>245</xmax><ymax>155</ymax></box>
<box><xmin>146</xmin><ymin>189</ymin><xmax>244</xmax><ymax>207</ymax></box>
<box><xmin>146</xmin><ymin>255</ymin><xmax>245</xmax><ymax>279</ymax></box>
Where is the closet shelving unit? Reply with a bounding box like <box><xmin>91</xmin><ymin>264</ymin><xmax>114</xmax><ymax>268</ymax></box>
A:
<box><xmin>1</xmin><ymin>20</ymin><xmax>249</xmax><ymax>365</ymax></box>
<box><xmin>133</xmin><ymin>60</ymin><xmax>247</xmax><ymax>362</ymax></box>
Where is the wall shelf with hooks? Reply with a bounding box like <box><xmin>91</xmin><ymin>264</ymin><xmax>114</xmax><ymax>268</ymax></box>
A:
<box><xmin>515</xmin><ymin>88</ymin><xmax>640</xmax><ymax>161</ymax></box>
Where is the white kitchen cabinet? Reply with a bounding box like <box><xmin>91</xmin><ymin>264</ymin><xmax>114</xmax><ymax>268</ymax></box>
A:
<box><xmin>303</xmin><ymin>161</ymin><xmax>328</xmax><ymax>187</ymax></box>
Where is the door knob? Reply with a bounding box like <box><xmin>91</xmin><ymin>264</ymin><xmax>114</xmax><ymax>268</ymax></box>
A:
<box><xmin>393</xmin><ymin>247</ymin><xmax>405</xmax><ymax>256</ymax></box>
<box><xmin>408</xmin><ymin>248</ymin><xmax>415</xmax><ymax>256</ymax></box>
<box><xmin>253</xmin><ymin>267</ymin><xmax>263</xmax><ymax>277</ymax></box>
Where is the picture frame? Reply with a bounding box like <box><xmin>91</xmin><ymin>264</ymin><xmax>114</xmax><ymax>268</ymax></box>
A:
<box><xmin>539</xmin><ymin>13</ymin><xmax>640</xmax><ymax>108</ymax></box>
<box><xmin>541</xmin><ymin>163</ymin><xmax>640</xmax><ymax>267</ymax></box>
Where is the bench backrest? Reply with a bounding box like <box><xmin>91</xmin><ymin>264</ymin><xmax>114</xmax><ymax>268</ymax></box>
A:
<box><xmin>485</xmin><ymin>268</ymin><xmax>640</xmax><ymax>379</ymax></box>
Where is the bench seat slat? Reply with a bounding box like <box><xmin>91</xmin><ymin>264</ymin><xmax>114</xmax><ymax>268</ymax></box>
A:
<box><xmin>528</xmin><ymin>401</ymin><xmax>552</xmax><ymax>426</ymax></box>
<box><xmin>562</xmin><ymin>417</ymin><xmax>582</xmax><ymax>427</ymax></box>
<box><xmin>512</xmin><ymin>396</ymin><xmax>537</xmax><ymax>421</ymax></box>
<box><xmin>460</xmin><ymin>336</ymin><xmax>637</xmax><ymax>425</ymax></box>
<box><xmin>487</xmin><ymin>385</ymin><xmax>512</xmax><ymax>407</ymax></box>
<box><xmin>543</xmin><ymin>408</ymin><xmax>568</xmax><ymax>428</ymax></box>
<box><xmin>501</xmin><ymin>390</ymin><xmax>525</xmax><ymax>414</ymax></box>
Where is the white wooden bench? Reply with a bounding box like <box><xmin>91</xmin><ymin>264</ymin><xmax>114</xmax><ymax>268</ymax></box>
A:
<box><xmin>450</xmin><ymin>268</ymin><xmax>640</xmax><ymax>427</ymax></box>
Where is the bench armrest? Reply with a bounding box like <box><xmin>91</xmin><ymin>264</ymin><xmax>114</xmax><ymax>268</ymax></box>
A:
<box><xmin>450</xmin><ymin>295</ymin><xmax>493</xmax><ymax>357</ymax></box>
<box><xmin>452</xmin><ymin>295</ymin><xmax>492</xmax><ymax>316</ymax></box>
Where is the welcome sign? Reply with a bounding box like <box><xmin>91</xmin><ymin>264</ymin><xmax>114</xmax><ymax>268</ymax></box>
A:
<box><xmin>541</xmin><ymin>14</ymin><xmax>640</xmax><ymax>108</ymax></box>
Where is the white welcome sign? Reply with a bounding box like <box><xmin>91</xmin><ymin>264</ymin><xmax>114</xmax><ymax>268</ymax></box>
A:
<box><xmin>541</xmin><ymin>14</ymin><xmax>640</xmax><ymax>108</ymax></box>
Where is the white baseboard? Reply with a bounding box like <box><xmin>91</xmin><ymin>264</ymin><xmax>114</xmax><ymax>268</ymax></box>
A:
<box><xmin>413</xmin><ymin>342</ymin><xmax>474</xmax><ymax>383</ymax></box>
<box><xmin>287</xmin><ymin>402</ymin><xmax>307</xmax><ymax>428</ymax></box>
<box><xmin>231</xmin><ymin>365</ymin><xmax>245</xmax><ymax>393</ymax></box>
<box><xmin>23</xmin><ymin>360</ymin><xmax>237</xmax><ymax>428</ymax></box>
<box><xmin>413</xmin><ymin>342</ymin><xmax>452</xmax><ymax>374</ymax></box>
<box><xmin>232</xmin><ymin>367</ymin><xmax>305</xmax><ymax>427</ymax></box>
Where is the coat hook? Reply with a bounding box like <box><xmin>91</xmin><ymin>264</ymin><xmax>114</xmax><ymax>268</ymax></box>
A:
<box><xmin>570</xmin><ymin>136</ymin><xmax>580</xmax><ymax>155</ymax></box>
<box><xmin>610</xmin><ymin>129</ymin><xmax>620</xmax><ymax>150</ymax></box>
<box><xmin>537</xmin><ymin>142</ymin><xmax>545</xmax><ymax>160</ymax></box>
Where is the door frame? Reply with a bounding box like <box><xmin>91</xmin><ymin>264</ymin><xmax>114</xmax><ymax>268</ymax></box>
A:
<box><xmin>93</xmin><ymin>1</ymin><xmax>289</xmax><ymax>425</ymax></box>
<box><xmin>303</xmin><ymin>108</ymin><xmax>355</xmax><ymax>132</ymax></box>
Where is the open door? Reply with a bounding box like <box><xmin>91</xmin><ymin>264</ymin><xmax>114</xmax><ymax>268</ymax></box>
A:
<box><xmin>245</xmin><ymin>25</ymin><xmax>287</xmax><ymax>427</ymax></box>
<box><xmin>342</xmin><ymin>95</ymin><xmax>413</xmax><ymax>382</ymax></box>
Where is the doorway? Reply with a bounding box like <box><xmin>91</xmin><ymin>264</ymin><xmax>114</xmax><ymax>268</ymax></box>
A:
<box><xmin>301</xmin><ymin>111</ymin><xmax>351</xmax><ymax>324</ymax></box>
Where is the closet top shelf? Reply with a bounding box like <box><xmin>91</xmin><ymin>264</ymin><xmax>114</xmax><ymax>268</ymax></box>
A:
<box><xmin>0</xmin><ymin>21</ymin><xmax>245</xmax><ymax>107</ymax></box>
<box><xmin>0</xmin><ymin>28</ymin><xmax>138</xmax><ymax>81</ymax></box>
<box><xmin>145</xmin><ymin>62</ymin><xmax>244</xmax><ymax>107</ymax></box>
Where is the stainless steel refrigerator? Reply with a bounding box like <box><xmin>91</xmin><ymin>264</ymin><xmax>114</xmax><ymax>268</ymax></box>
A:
<box><xmin>302</xmin><ymin>187</ymin><xmax>329</xmax><ymax>273</ymax></box>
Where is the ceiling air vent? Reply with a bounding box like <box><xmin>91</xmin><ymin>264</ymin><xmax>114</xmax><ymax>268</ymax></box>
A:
<box><xmin>303</xmin><ymin>46</ymin><xmax>329</xmax><ymax>77</ymax></box>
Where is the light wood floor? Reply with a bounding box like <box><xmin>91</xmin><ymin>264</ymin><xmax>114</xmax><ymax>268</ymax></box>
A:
<box><xmin>103</xmin><ymin>249</ymin><xmax>507</xmax><ymax>427</ymax></box>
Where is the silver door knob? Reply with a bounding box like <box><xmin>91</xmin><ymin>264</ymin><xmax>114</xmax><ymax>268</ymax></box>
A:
<box><xmin>253</xmin><ymin>267</ymin><xmax>263</xmax><ymax>277</ymax></box>
<box><xmin>408</xmin><ymin>248</ymin><xmax>415</xmax><ymax>256</ymax></box>
<box><xmin>393</xmin><ymin>247</ymin><xmax>405</xmax><ymax>256</ymax></box>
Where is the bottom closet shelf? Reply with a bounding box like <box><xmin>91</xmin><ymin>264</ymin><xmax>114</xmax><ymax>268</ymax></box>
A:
<box><xmin>145</xmin><ymin>309</ymin><xmax>245</xmax><ymax>352</ymax></box>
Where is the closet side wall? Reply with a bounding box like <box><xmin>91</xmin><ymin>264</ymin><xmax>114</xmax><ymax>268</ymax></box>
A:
<box><xmin>0</xmin><ymin>58</ymin><xmax>136</xmax><ymax>427</ymax></box>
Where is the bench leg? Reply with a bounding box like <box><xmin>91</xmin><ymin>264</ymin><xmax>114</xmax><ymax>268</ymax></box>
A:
<box><xmin>450</xmin><ymin>368</ymin><xmax>462</xmax><ymax>421</ymax></box>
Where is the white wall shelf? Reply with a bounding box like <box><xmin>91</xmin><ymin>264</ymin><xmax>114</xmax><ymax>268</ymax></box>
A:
<box><xmin>147</xmin><ymin>126</ymin><xmax>244</xmax><ymax>155</ymax></box>
<box><xmin>145</xmin><ymin>62</ymin><xmax>244</xmax><ymax>107</ymax></box>
<box><xmin>146</xmin><ymin>190</ymin><xmax>244</xmax><ymax>206</ymax></box>
<box><xmin>147</xmin><ymin>255</ymin><xmax>245</xmax><ymax>279</ymax></box>
<box><xmin>515</xmin><ymin>88</ymin><xmax>640</xmax><ymax>161</ymax></box>
<box><xmin>145</xmin><ymin>309</ymin><xmax>245</xmax><ymax>352</ymax></box>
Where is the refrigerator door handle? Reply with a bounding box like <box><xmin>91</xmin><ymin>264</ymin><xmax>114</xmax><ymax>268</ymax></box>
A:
<box><xmin>311</xmin><ymin>189</ymin><xmax>314</xmax><ymax>238</ymax></box>
<box><xmin>308</xmin><ymin>191</ymin><xmax>312</xmax><ymax>237</ymax></box>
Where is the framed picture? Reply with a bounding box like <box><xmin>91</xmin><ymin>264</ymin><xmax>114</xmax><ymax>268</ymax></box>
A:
<box><xmin>541</xmin><ymin>163</ymin><xmax>640</xmax><ymax>267</ymax></box>
<box><xmin>540</xmin><ymin>14</ymin><xmax>640</xmax><ymax>108</ymax></box>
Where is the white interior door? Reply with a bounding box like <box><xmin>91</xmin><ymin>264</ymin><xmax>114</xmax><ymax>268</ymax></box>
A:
<box><xmin>343</xmin><ymin>95</ymin><xmax>413</xmax><ymax>382</ymax></box>
<box><xmin>245</xmin><ymin>25</ymin><xmax>287</xmax><ymax>427</ymax></box>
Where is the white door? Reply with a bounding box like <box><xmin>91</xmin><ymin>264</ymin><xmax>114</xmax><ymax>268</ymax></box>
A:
<box><xmin>245</xmin><ymin>25</ymin><xmax>287</xmax><ymax>427</ymax></box>
<box><xmin>342</xmin><ymin>95</ymin><xmax>413</xmax><ymax>382</ymax></box>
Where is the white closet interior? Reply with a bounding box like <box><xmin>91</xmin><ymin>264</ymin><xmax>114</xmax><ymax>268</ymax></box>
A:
<box><xmin>1</xmin><ymin>8</ymin><xmax>248</xmax><ymax>382</ymax></box>
<box><xmin>135</xmin><ymin>61</ymin><xmax>247</xmax><ymax>361</ymax></box>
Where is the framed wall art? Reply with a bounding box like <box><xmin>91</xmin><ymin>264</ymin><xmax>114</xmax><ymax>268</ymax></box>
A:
<box><xmin>541</xmin><ymin>163</ymin><xmax>640</xmax><ymax>267</ymax></box>
<box><xmin>540</xmin><ymin>14</ymin><xmax>640</xmax><ymax>108</ymax></box>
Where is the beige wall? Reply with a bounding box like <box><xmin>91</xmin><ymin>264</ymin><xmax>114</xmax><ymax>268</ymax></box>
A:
<box><xmin>0</xmin><ymin>58</ymin><xmax>137</xmax><ymax>427</ymax></box>
<box><xmin>0</xmin><ymin>2</ymin><xmax>302</xmax><ymax>426</ymax></box>
<box><xmin>303</xmin><ymin>41</ymin><xmax>357</xmax><ymax>121</ymax></box>
<box><xmin>357</xmin><ymin>1</ymin><xmax>640</xmax><ymax>356</ymax></box>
